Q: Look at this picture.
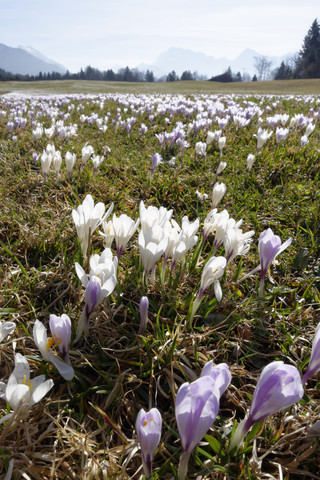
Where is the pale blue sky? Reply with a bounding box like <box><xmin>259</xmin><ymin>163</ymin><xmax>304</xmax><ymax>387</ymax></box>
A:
<box><xmin>0</xmin><ymin>0</ymin><xmax>318</xmax><ymax>72</ymax></box>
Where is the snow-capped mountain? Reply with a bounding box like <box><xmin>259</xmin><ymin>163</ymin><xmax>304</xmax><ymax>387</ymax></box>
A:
<box><xmin>0</xmin><ymin>43</ymin><xmax>67</xmax><ymax>75</ymax></box>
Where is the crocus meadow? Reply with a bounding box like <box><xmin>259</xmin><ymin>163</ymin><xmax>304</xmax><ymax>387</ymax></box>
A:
<box><xmin>0</xmin><ymin>88</ymin><xmax>319</xmax><ymax>479</ymax></box>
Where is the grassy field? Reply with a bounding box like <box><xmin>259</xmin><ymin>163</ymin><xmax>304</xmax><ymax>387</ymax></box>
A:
<box><xmin>1</xmin><ymin>78</ymin><xmax>320</xmax><ymax>95</ymax></box>
<box><xmin>0</xmin><ymin>85</ymin><xmax>320</xmax><ymax>479</ymax></box>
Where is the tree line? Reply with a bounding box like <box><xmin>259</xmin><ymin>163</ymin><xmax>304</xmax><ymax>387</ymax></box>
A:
<box><xmin>0</xmin><ymin>65</ymin><xmax>207</xmax><ymax>83</ymax></box>
<box><xmin>1</xmin><ymin>19</ymin><xmax>320</xmax><ymax>83</ymax></box>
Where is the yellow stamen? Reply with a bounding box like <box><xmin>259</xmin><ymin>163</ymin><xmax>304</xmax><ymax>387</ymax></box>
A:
<box><xmin>143</xmin><ymin>417</ymin><xmax>153</xmax><ymax>427</ymax></box>
<box><xmin>47</xmin><ymin>334</ymin><xmax>62</xmax><ymax>351</ymax></box>
<box><xmin>22</xmin><ymin>375</ymin><xmax>32</xmax><ymax>389</ymax></box>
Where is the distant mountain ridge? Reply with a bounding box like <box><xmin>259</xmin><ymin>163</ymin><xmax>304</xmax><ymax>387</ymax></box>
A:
<box><xmin>0</xmin><ymin>42</ymin><xmax>293</xmax><ymax>79</ymax></box>
<box><xmin>0</xmin><ymin>43</ymin><xmax>67</xmax><ymax>75</ymax></box>
<box><xmin>138</xmin><ymin>46</ymin><xmax>293</xmax><ymax>78</ymax></box>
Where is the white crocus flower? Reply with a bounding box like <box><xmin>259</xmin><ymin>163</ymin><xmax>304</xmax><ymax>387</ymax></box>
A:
<box><xmin>301</xmin><ymin>135</ymin><xmax>309</xmax><ymax>147</ymax></box>
<box><xmin>99</xmin><ymin>219</ymin><xmax>115</xmax><ymax>248</ymax></box>
<box><xmin>218</xmin><ymin>136</ymin><xmax>226</xmax><ymax>157</ymax></box>
<box><xmin>189</xmin><ymin>256</ymin><xmax>227</xmax><ymax>323</ymax></box>
<box><xmin>203</xmin><ymin>208</ymin><xmax>218</xmax><ymax>241</ymax></box>
<box><xmin>0</xmin><ymin>321</ymin><xmax>16</xmax><ymax>342</ymax></box>
<box><xmin>305</xmin><ymin>123</ymin><xmax>315</xmax><ymax>138</ymax></box>
<box><xmin>223</xmin><ymin>227</ymin><xmax>255</xmax><ymax>264</ymax></box>
<box><xmin>206</xmin><ymin>131</ymin><xmax>215</xmax><ymax>145</ymax></box>
<box><xmin>53</xmin><ymin>151</ymin><xmax>62</xmax><ymax>180</ymax></box>
<box><xmin>172</xmin><ymin>216</ymin><xmax>199</xmax><ymax>267</ymax></box>
<box><xmin>44</xmin><ymin>126</ymin><xmax>55</xmax><ymax>139</ymax></box>
<box><xmin>32</xmin><ymin>125</ymin><xmax>43</xmax><ymax>141</ymax></box>
<box><xmin>81</xmin><ymin>144</ymin><xmax>94</xmax><ymax>168</ymax></box>
<box><xmin>199</xmin><ymin>256</ymin><xmax>227</xmax><ymax>299</ymax></box>
<box><xmin>75</xmin><ymin>247</ymin><xmax>118</xmax><ymax>299</ymax></box>
<box><xmin>195</xmin><ymin>189</ymin><xmax>209</xmax><ymax>202</ymax></box>
<box><xmin>92</xmin><ymin>155</ymin><xmax>104</xmax><ymax>173</ymax></box>
<box><xmin>40</xmin><ymin>150</ymin><xmax>52</xmax><ymax>181</ymax></box>
<box><xmin>33</xmin><ymin>320</ymin><xmax>74</xmax><ymax>381</ymax></box>
<box><xmin>246</xmin><ymin>154</ymin><xmax>256</xmax><ymax>172</ymax></box>
<box><xmin>65</xmin><ymin>152</ymin><xmax>76</xmax><ymax>179</ymax></box>
<box><xmin>112</xmin><ymin>213</ymin><xmax>140</xmax><ymax>258</ymax></box>
<box><xmin>139</xmin><ymin>201</ymin><xmax>173</xmax><ymax>232</ymax></box>
<box><xmin>212</xmin><ymin>182</ymin><xmax>227</xmax><ymax>208</ymax></box>
<box><xmin>75</xmin><ymin>248</ymin><xmax>118</xmax><ymax>341</ymax></box>
<box><xmin>0</xmin><ymin>353</ymin><xmax>54</xmax><ymax>423</ymax></box>
<box><xmin>256</xmin><ymin>128</ymin><xmax>273</xmax><ymax>151</ymax></box>
<box><xmin>161</xmin><ymin>219</ymin><xmax>183</xmax><ymax>282</ymax></box>
<box><xmin>46</xmin><ymin>143</ymin><xmax>56</xmax><ymax>156</ymax></box>
<box><xmin>163</xmin><ymin>220</ymin><xmax>182</xmax><ymax>262</ymax></box>
<box><xmin>72</xmin><ymin>194</ymin><xmax>113</xmax><ymax>258</ymax></box>
<box><xmin>211</xmin><ymin>210</ymin><xmax>231</xmax><ymax>253</ymax></box>
<box><xmin>216</xmin><ymin>161</ymin><xmax>227</xmax><ymax>176</ymax></box>
<box><xmin>138</xmin><ymin>227</ymin><xmax>168</xmax><ymax>281</ymax></box>
<box><xmin>195</xmin><ymin>141</ymin><xmax>207</xmax><ymax>157</ymax></box>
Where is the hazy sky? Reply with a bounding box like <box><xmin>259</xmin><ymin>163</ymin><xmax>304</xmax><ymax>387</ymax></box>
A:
<box><xmin>0</xmin><ymin>0</ymin><xmax>318</xmax><ymax>72</ymax></box>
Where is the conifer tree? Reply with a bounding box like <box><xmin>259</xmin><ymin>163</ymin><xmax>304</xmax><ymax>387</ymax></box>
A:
<box><xmin>295</xmin><ymin>19</ymin><xmax>320</xmax><ymax>78</ymax></box>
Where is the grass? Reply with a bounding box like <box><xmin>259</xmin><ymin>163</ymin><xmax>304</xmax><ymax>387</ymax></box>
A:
<box><xmin>0</xmin><ymin>83</ymin><xmax>320</xmax><ymax>479</ymax></box>
<box><xmin>1</xmin><ymin>78</ymin><xmax>320</xmax><ymax>95</ymax></box>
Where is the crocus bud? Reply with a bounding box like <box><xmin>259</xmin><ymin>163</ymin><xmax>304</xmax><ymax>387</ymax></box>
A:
<box><xmin>246</xmin><ymin>153</ymin><xmax>256</xmax><ymax>172</ymax></box>
<box><xmin>139</xmin><ymin>296</ymin><xmax>149</xmax><ymax>335</ymax></box>
<box><xmin>190</xmin><ymin>255</ymin><xmax>226</xmax><ymax>324</ymax></box>
<box><xmin>136</xmin><ymin>407</ymin><xmax>162</xmax><ymax>477</ymax></box>
<box><xmin>195</xmin><ymin>141</ymin><xmax>207</xmax><ymax>157</ymax></box>
<box><xmin>206</xmin><ymin>131</ymin><xmax>215</xmax><ymax>145</ymax></box>
<box><xmin>212</xmin><ymin>182</ymin><xmax>226</xmax><ymax>208</ymax></box>
<box><xmin>150</xmin><ymin>153</ymin><xmax>162</xmax><ymax>184</ymax></box>
<box><xmin>305</xmin><ymin>123</ymin><xmax>315</xmax><ymax>138</ymax></box>
<box><xmin>40</xmin><ymin>151</ymin><xmax>52</xmax><ymax>181</ymax></box>
<box><xmin>176</xmin><ymin>376</ymin><xmax>220</xmax><ymax>480</ymax></box>
<box><xmin>218</xmin><ymin>136</ymin><xmax>226</xmax><ymax>157</ymax></box>
<box><xmin>301</xmin><ymin>135</ymin><xmax>309</xmax><ymax>147</ymax></box>
<box><xmin>32</xmin><ymin>152</ymin><xmax>39</xmax><ymax>165</ymax></box>
<box><xmin>65</xmin><ymin>152</ymin><xmax>76</xmax><ymax>178</ymax></box>
<box><xmin>229</xmin><ymin>361</ymin><xmax>304</xmax><ymax>451</ymax></box>
<box><xmin>216</xmin><ymin>161</ymin><xmax>227</xmax><ymax>176</ymax></box>
<box><xmin>201</xmin><ymin>361</ymin><xmax>231</xmax><ymax>397</ymax></box>
<box><xmin>85</xmin><ymin>276</ymin><xmax>102</xmax><ymax>318</ymax></box>
<box><xmin>49</xmin><ymin>314</ymin><xmax>71</xmax><ymax>360</ymax></box>
<box><xmin>302</xmin><ymin>322</ymin><xmax>320</xmax><ymax>384</ymax></box>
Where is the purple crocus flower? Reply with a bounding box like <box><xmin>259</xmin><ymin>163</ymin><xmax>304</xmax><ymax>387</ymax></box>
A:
<box><xmin>302</xmin><ymin>322</ymin><xmax>320</xmax><ymax>384</ymax></box>
<box><xmin>74</xmin><ymin>276</ymin><xmax>102</xmax><ymax>342</ymax></box>
<box><xmin>200</xmin><ymin>361</ymin><xmax>231</xmax><ymax>397</ymax></box>
<box><xmin>136</xmin><ymin>407</ymin><xmax>162</xmax><ymax>477</ymax></box>
<box><xmin>49</xmin><ymin>314</ymin><xmax>71</xmax><ymax>361</ymax></box>
<box><xmin>84</xmin><ymin>276</ymin><xmax>102</xmax><ymax>320</ymax></box>
<box><xmin>175</xmin><ymin>376</ymin><xmax>220</xmax><ymax>480</ymax></box>
<box><xmin>7</xmin><ymin>122</ymin><xmax>14</xmax><ymax>133</ymax></box>
<box><xmin>239</xmin><ymin>228</ymin><xmax>292</xmax><ymax>297</ymax></box>
<box><xmin>258</xmin><ymin>228</ymin><xmax>292</xmax><ymax>296</ymax></box>
<box><xmin>138</xmin><ymin>296</ymin><xmax>149</xmax><ymax>335</ymax></box>
<box><xmin>32</xmin><ymin>152</ymin><xmax>40</xmax><ymax>165</ymax></box>
<box><xmin>229</xmin><ymin>361</ymin><xmax>304</xmax><ymax>451</ymax></box>
<box><xmin>150</xmin><ymin>153</ymin><xmax>162</xmax><ymax>184</ymax></box>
